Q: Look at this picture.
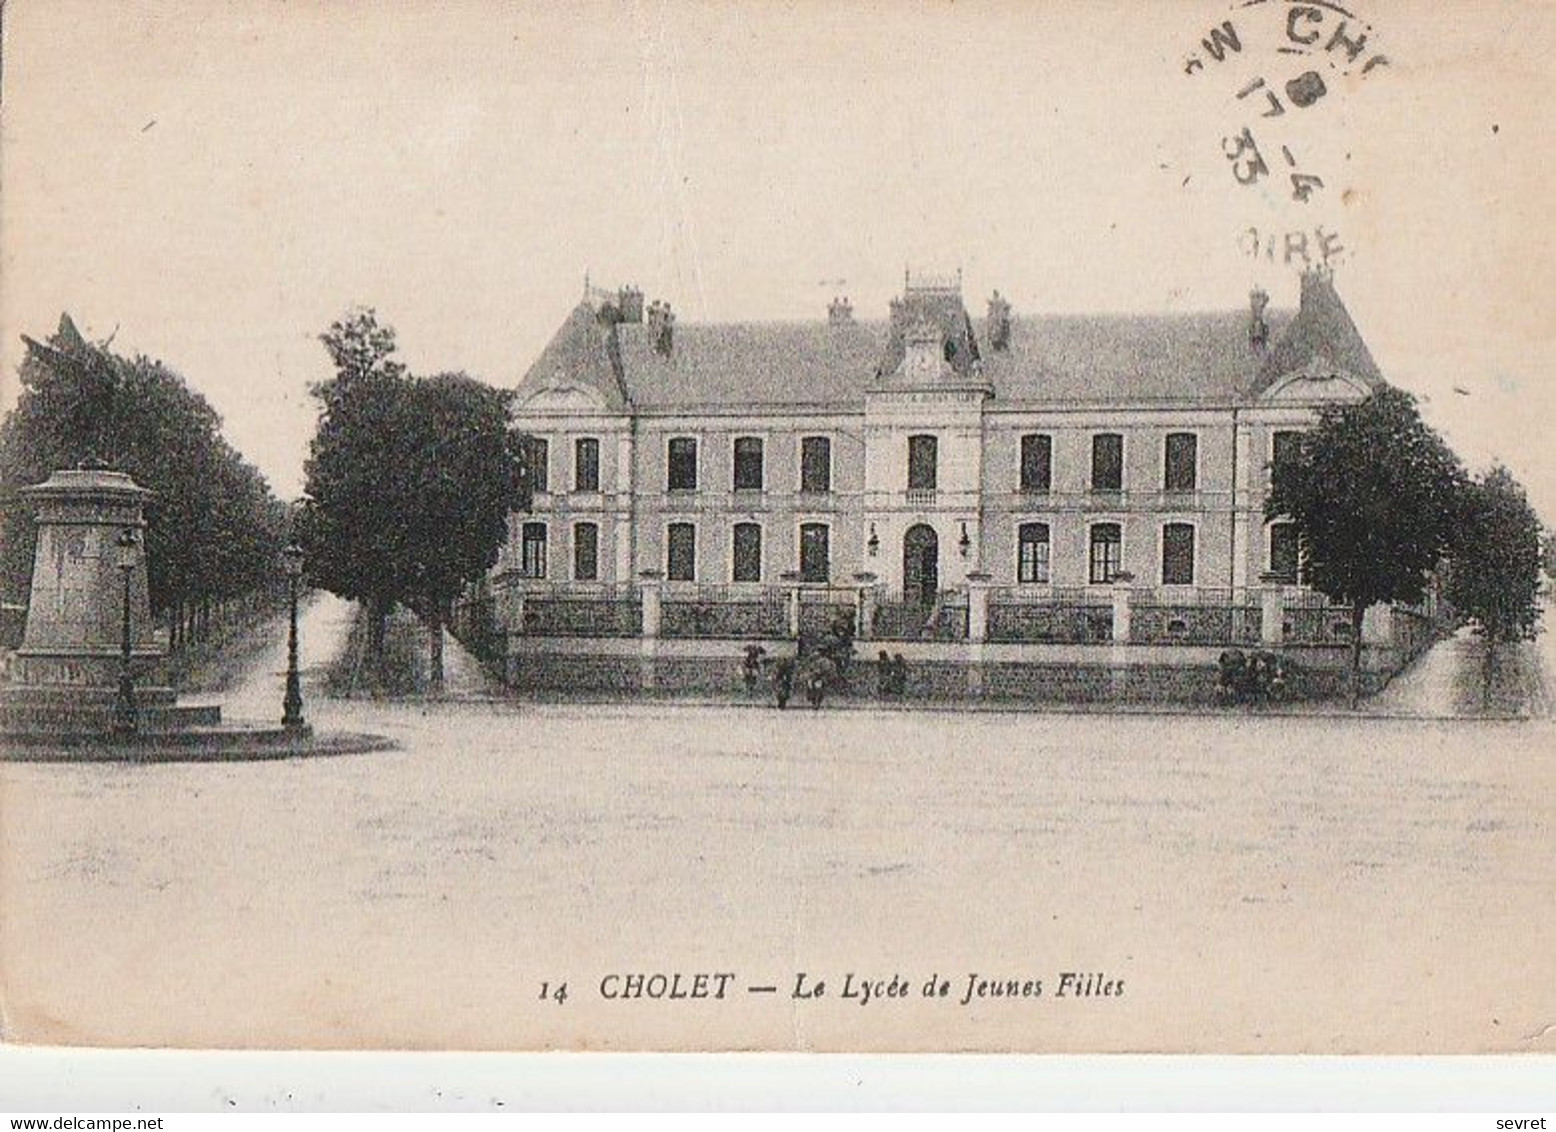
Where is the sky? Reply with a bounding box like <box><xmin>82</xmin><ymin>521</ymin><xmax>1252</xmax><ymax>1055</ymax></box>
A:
<box><xmin>2</xmin><ymin>0</ymin><xmax>1552</xmax><ymax>515</ymax></box>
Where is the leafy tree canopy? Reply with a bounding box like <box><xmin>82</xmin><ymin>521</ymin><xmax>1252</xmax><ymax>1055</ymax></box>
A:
<box><xmin>1266</xmin><ymin>386</ymin><xmax>1465</xmax><ymax>613</ymax></box>
<box><xmin>1445</xmin><ymin>465</ymin><xmax>1544</xmax><ymax>645</ymax></box>
<box><xmin>298</xmin><ymin>309</ymin><xmax>530</xmax><ymax>656</ymax></box>
<box><xmin>0</xmin><ymin>315</ymin><xmax>288</xmax><ymax>613</ymax></box>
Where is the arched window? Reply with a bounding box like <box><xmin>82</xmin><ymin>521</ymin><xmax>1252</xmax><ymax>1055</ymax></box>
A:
<box><xmin>1089</xmin><ymin>522</ymin><xmax>1122</xmax><ymax>584</ymax></box>
<box><xmin>1017</xmin><ymin>522</ymin><xmax>1051</xmax><ymax>584</ymax></box>
<box><xmin>520</xmin><ymin>522</ymin><xmax>548</xmax><ymax>579</ymax></box>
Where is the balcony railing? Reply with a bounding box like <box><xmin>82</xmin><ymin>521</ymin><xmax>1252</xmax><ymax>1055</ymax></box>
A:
<box><xmin>905</xmin><ymin>488</ymin><xmax>937</xmax><ymax>506</ymax></box>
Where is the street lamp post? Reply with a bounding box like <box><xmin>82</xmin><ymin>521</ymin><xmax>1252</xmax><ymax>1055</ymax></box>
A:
<box><xmin>112</xmin><ymin>527</ymin><xmax>140</xmax><ymax>738</ymax></box>
<box><xmin>282</xmin><ymin>542</ymin><xmax>306</xmax><ymax>732</ymax></box>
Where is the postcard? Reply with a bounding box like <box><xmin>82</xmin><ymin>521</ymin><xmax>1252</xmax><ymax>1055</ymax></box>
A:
<box><xmin>1</xmin><ymin>0</ymin><xmax>1551</xmax><ymax>1054</ymax></box>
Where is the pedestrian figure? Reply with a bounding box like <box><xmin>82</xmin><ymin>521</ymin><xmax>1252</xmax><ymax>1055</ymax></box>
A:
<box><xmin>877</xmin><ymin>650</ymin><xmax>894</xmax><ymax>697</ymax></box>
<box><xmin>771</xmin><ymin>656</ymin><xmax>796</xmax><ymax>709</ymax></box>
<box><xmin>741</xmin><ymin>643</ymin><xmax>767</xmax><ymax>692</ymax></box>
<box><xmin>891</xmin><ymin>652</ymin><xmax>909</xmax><ymax>696</ymax></box>
<box><xmin>803</xmin><ymin>656</ymin><xmax>836</xmax><ymax>709</ymax></box>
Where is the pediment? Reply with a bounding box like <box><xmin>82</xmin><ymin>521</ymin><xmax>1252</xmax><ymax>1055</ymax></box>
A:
<box><xmin>1260</xmin><ymin>356</ymin><xmax>1373</xmax><ymax>403</ymax></box>
<box><xmin>519</xmin><ymin>379</ymin><xmax>610</xmax><ymax>414</ymax></box>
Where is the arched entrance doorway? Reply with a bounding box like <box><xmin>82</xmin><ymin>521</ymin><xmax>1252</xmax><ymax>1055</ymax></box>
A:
<box><xmin>902</xmin><ymin>524</ymin><xmax>939</xmax><ymax>610</ymax></box>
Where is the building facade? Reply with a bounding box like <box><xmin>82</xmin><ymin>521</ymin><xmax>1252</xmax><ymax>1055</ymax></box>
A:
<box><xmin>495</xmin><ymin>267</ymin><xmax>1382</xmax><ymax>630</ymax></box>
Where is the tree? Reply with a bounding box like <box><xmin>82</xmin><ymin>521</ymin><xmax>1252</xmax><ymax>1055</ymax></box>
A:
<box><xmin>1266</xmin><ymin>387</ymin><xmax>1465</xmax><ymax>706</ymax></box>
<box><xmin>0</xmin><ymin>314</ymin><xmax>287</xmax><ymax>631</ymax></box>
<box><xmin>1445</xmin><ymin>466</ymin><xmax>1544</xmax><ymax>704</ymax></box>
<box><xmin>396</xmin><ymin>373</ymin><xmax>528</xmax><ymax>690</ymax></box>
<box><xmin>297</xmin><ymin>309</ymin><xmax>412</xmax><ymax>658</ymax></box>
<box><xmin>299</xmin><ymin>310</ymin><xmax>530</xmax><ymax>687</ymax></box>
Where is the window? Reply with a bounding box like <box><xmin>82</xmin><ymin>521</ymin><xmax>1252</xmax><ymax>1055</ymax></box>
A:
<box><xmin>1269</xmin><ymin>521</ymin><xmax>1302</xmax><ymax>583</ymax></box>
<box><xmin>800</xmin><ymin>436</ymin><xmax>832</xmax><ymax>493</ymax></box>
<box><xmin>1161</xmin><ymin>522</ymin><xmax>1195</xmax><ymax>585</ymax></box>
<box><xmin>799</xmin><ymin>523</ymin><xmax>830</xmax><ymax>583</ymax></box>
<box><xmin>524</xmin><ymin>437</ymin><xmax>549</xmax><ymax>495</ymax></box>
<box><xmin>1017</xmin><ymin>522</ymin><xmax>1051</xmax><ymax>584</ymax></box>
<box><xmin>1089</xmin><ymin>522</ymin><xmax>1122</xmax><ymax>584</ymax></box>
<box><xmin>520</xmin><ymin>522</ymin><xmax>548</xmax><ymax>579</ymax></box>
<box><xmin>666</xmin><ymin>522</ymin><xmax>696</xmax><ymax>581</ymax></box>
<box><xmin>1271</xmin><ymin>429</ymin><xmax>1302</xmax><ymax>471</ymax></box>
<box><xmin>572</xmin><ymin>522</ymin><xmax>598</xmax><ymax>581</ymax></box>
<box><xmin>574</xmin><ymin>438</ymin><xmax>600</xmax><ymax>493</ymax></box>
<box><xmin>732</xmin><ymin>522</ymin><xmax>762</xmax><ymax>583</ymax></box>
<box><xmin>733</xmin><ymin>436</ymin><xmax>764</xmax><ymax>492</ymax></box>
<box><xmin>1091</xmin><ymin>433</ymin><xmax>1123</xmax><ymax>491</ymax></box>
<box><xmin>1164</xmin><ymin>433</ymin><xmax>1197</xmax><ymax>492</ymax></box>
<box><xmin>908</xmin><ymin>434</ymin><xmax>938</xmax><ymax>491</ymax></box>
<box><xmin>667</xmin><ymin>437</ymin><xmax>698</xmax><ymax>491</ymax></box>
<box><xmin>1019</xmin><ymin>434</ymin><xmax>1052</xmax><ymax>493</ymax></box>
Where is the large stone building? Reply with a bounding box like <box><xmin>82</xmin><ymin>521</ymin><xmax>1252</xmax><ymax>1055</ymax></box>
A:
<box><xmin>482</xmin><ymin>266</ymin><xmax>1422</xmax><ymax>698</ymax></box>
<box><xmin>501</xmin><ymin>268</ymin><xmax>1379</xmax><ymax>594</ymax></box>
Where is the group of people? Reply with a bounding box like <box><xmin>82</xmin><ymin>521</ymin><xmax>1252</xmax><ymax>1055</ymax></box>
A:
<box><xmin>742</xmin><ymin>646</ymin><xmax>829</xmax><ymax>709</ymax></box>
<box><xmin>875</xmin><ymin>651</ymin><xmax>909</xmax><ymax>697</ymax></box>
<box><xmin>740</xmin><ymin>643</ymin><xmax>911</xmax><ymax>709</ymax></box>
<box><xmin>1215</xmin><ymin>648</ymin><xmax>1298</xmax><ymax>703</ymax></box>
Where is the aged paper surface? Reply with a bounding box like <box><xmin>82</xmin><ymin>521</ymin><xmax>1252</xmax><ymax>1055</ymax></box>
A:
<box><xmin>1</xmin><ymin>0</ymin><xmax>1553</xmax><ymax>1054</ymax></box>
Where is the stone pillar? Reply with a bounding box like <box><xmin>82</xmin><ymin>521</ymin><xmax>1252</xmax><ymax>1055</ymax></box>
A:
<box><xmin>1362</xmin><ymin>603</ymin><xmax>1393</xmax><ymax>646</ymax></box>
<box><xmin>638</xmin><ymin>571</ymin><xmax>663</xmax><ymax>639</ymax></box>
<box><xmin>781</xmin><ymin>571</ymin><xmax>802</xmax><ymax>639</ymax></box>
<box><xmin>1258</xmin><ymin>572</ymin><xmax>1285</xmax><ymax>646</ymax></box>
<box><xmin>853</xmin><ymin>572</ymin><xmax>879</xmax><ymax>641</ymax></box>
<box><xmin>1110</xmin><ymin>573</ymin><xmax>1135</xmax><ymax>644</ymax></box>
<box><xmin>636</xmin><ymin>571</ymin><xmax>662</xmax><ymax>692</ymax></box>
<box><xmin>965</xmin><ymin>571</ymin><xmax>993</xmax><ymax>644</ymax></box>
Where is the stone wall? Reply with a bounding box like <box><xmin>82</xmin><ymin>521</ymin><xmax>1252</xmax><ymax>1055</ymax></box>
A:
<box><xmin>506</xmin><ymin>637</ymin><xmax>1385</xmax><ymax>703</ymax></box>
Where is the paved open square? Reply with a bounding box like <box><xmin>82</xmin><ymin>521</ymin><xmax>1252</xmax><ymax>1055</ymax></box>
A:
<box><xmin>2</xmin><ymin>598</ymin><xmax>1551</xmax><ymax>1052</ymax></box>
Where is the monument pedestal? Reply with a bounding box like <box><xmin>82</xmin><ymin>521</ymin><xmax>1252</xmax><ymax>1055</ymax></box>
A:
<box><xmin>0</xmin><ymin>467</ymin><xmax>222</xmax><ymax>738</ymax></box>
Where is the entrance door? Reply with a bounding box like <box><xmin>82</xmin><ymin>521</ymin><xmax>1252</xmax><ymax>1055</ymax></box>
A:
<box><xmin>902</xmin><ymin>524</ymin><xmax>939</xmax><ymax>610</ymax></box>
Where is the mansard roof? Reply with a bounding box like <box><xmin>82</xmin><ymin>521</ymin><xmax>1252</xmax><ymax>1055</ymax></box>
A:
<box><xmin>515</xmin><ymin>271</ymin><xmax>1379</xmax><ymax>411</ymax></box>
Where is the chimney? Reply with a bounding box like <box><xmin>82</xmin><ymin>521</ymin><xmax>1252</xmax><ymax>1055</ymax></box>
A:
<box><xmin>987</xmin><ymin>290</ymin><xmax>1012</xmax><ymax>352</ymax></box>
<box><xmin>647</xmin><ymin>300</ymin><xmax>675</xmax><ymax>356</ymax></box>
<box><xmin>1299</xmin><ymin>263</ymin><xmax>1336</xmax><ymax>312</ymax></box>
<box><xmin>1248</xmin><ymin>286</ymin><xmax>1270</xmax><ymax>350</ymax></box>
<box><xmin>828</xmin><ymin>296</ymin><xmax>854</xmax><ymax>325</ymax></box>
<box><xmin>617</xmin><ymin>285</ymin><xmax>644</xmax><ymax>323</ymax></box>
